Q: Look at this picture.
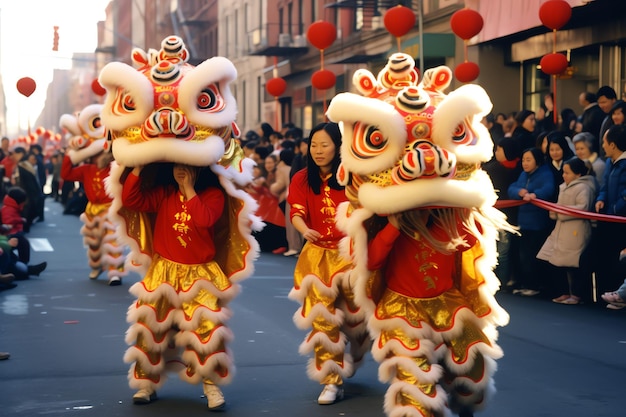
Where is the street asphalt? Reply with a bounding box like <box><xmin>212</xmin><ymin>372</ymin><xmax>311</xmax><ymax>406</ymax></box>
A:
<box><xmin>1</xmin><ymin>198</ymin><xmax>625</xmax><ymax>417</ymax></box>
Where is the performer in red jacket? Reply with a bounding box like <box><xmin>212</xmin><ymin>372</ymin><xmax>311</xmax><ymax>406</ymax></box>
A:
<box><xmin>59</xmin><ymin>104</ymin><xmax>126</xmax><ymax>286</ymax></box>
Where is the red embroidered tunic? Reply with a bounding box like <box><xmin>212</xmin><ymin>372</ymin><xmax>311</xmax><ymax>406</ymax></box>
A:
<box><xmin>61</xmin><ymin>155</ymin><xmax>112</xmax><ymax>205</ymax></box>
<box><xmin>287</xmin><ymin>169</ymin><xmax>347</xmax><ymax>248</ymax></box>
<box><xmin>368</xmin><ymin>220</ymin><xmax>477</xmax><ymax>298</ymax></box>
<box><xmin>122</xmin><ymin>172</ymin><xmax>225</xmax><ymax>264</ymax></box>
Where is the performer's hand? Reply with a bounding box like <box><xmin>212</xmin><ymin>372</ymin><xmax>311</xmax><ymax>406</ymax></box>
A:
<box><xmin>388</xmin><ymin>213</ymin><xmax>401</xmax><ymax>229</ymax></box>
<box><xmin>302</xmin><ymin>228</ymin><xmax>322</xmax><ymax>242</ymax></box>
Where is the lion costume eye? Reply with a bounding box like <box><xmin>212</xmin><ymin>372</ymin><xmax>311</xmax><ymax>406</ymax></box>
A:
<box><xmin>108</xmin><ymin>89</ymin><xmax>137</xmax><ymax>116</ymax></box>
<box><xmin>89</xmin><ymin>115</ymin><xmax>102</xmax><ymax>131</ymax></box>
<box><xmin>351</xmin><ymin>123</ymin><xmax>388</xmax><ymax>159</ymax></box>
<box><xmin>197</xmin><ymin>85</ymin><xmax>225</xmax><ymax>112</ymax></box>
<box><xmin>451</xmin><ymin>121</ymin><xmax>476</xmax><ymax>146</ymax></box>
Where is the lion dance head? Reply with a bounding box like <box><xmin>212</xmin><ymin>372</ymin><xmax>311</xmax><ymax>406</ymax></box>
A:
<box><xmin>328</xmin><ymin>52</ymin><xmax>510</xmax><ymax>321</ymax></box>
<box><xmin>99</xmin><ymin>36</ymin><xmax>261</xmax><ymax>281</ymax></box>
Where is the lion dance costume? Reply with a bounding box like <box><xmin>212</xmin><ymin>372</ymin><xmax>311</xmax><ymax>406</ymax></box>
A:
<box><xmin>327</xmin><ymin>54</ymin><xmax>512</xmax><ymax>417</ymax></box>
<box><xmin>59</xmin><ymin>104</ymin><xmax>127</xmax><ymax>285</ymax></box>
<box><xmin>99</xmin><ymin>36</ymin><xmax>261</xmax><ymax>408</ymax></box>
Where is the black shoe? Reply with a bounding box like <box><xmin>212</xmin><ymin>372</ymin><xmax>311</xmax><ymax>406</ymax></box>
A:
<box><xmin>27</xmin><ymin>262</ymin><xmax>47</xmax><ymax>276</ymax></box>
<box><xmin>0</xmin><ymin>282</ymin><xmax>17</xmax><ymax>291</ymax></box>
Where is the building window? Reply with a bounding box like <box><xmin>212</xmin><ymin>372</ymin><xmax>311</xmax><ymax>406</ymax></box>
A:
<box><xmin>523</xmin><ymin>60</ymin><xmax>550</xmax><ymax>113</ymax></box>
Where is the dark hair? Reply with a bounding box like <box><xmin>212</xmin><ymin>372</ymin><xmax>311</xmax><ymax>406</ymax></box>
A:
<box><xmin>137</xmin><ymin>162</ymin><xmax>221</xmax><ymax>193</ymax></box>
<box><xmin>285</xmin><ymin>127</ymin><xmax>303</xmax><ymax>140</ymax></box>
<box><xmin>605</xmin><ymin>124</ymin><xmax>626</xmax><ymax>152</ymax></box>
<box><xmin>546</xmin><ymin>130</ymin><xmax>575</xmax><ymax>161</ymax></box>
<box><xmin>243</xmin><ymin>140</ymin><xmax>258</xmax><ymax>151</ymax></box>
<box><xmin>306</xmin><ymin>122</ymin><xmax>343</xmax><ymax>194</ymax></box>
<box><xmin>281</xmin><ymin>140</ymin><xmax>296</xmax><ymax>151</ymax></box>
<box><xmin>254</xmin><ymin>145</ymin><xmax>270</xmax><ymax>160</ymax></box>
<box><xmin>514</xmin><ymin>109</ymin><xmax>535</xmax><ymax>127</ymax></box>
<box><xmin>279</xmin><ymin>149</ymin><xmax>295</xmax><ymax>165</ymax></box>
<box><xmin>583</xmin><ymin>92</ymin><xmax>597</xmax><ymax>104</ymax></box>
<box><xmin>609</xmin><ymin>100</ymin><xmax>626</xmax><ymax>117</ymax></box>
<box><xmin>260</xmin><ymin>122</ymin><xmax>274</xmax><ymax>138</ymax></box>
<box><xmin>597</xmin><ymin>86</ymin><xmax>617</xmax><ymax>100</ymax></box>
<box><xmin>523</xmin><ymin>147</ymin><xmax>545</xmax><ymax>166</ymax></box>
<box><xmin>560</xmin><ymin>108</ymin><xmax>578</xmax><ymax>132</ymax></box>
<box><xmin>497</xmin><ymin>137</ymin><xmax>520</xmax><ymax>161</ymax></box>
<box><xmin>7</xmin><ymin>186</ymin><xmax>27</xmax><ymax>205</ymax></box>
<box><xmin>563</xmin><ymin>156</ymin><xmax>592</xmax><ymax>177</ymax></box>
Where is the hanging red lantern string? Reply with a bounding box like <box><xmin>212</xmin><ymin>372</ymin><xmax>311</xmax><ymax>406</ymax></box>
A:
<box><xmin>539</xmin><ymin>0</ymin><xmax>572</xmax><ymax>125</ymax></box>
<box><xmin>16</xmin><ymin>77</ymin><xmax>37</xmax><ymax>135</ymax></box>
<box><xmin>384</xmin><ymin>5</ymin><xmax>416</xmax><ymax>52</ymax></box>
<box><xmin>265</xmin><ymin>56</ymin><xmax>288</xmax><ymax>130</ymax></box>
<box><xmin>450</xmin><ymin>8</ymin><xmax>484</xmax><ymax>83</ymax></box>
<box><xmin>307</xmin><ymin>21</ymin><xmax>337</xmax><ymax>118</ymax></box>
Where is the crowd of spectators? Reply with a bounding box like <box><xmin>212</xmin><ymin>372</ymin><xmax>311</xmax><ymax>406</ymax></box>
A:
<box><xmin>483</xmin><ymin>85</ymin><xmax>626</xmax><ymax>308</ymax></box>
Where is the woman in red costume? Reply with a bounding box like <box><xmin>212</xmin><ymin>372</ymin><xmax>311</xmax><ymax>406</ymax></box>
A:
<box><xmin>121</xmin><ymin>162</ymin><xmax>235</xmax><ymax>409</ymax></box>
<box><xmin>61</xmin><ymin>150</ymin><xmax>125</xmax><ymax>285</ymax></box>
<box><xmin>287</xmin><ymin>122</ymin><xmax>369</xmax><ymax>405</ymax></box>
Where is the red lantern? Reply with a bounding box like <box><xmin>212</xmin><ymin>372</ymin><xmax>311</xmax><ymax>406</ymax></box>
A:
<box><xmin>306</xmin><ymin>21</ymin><xmax>337</xmax><ymax>50</ymax></box>
<box><xmin>454</xmin><ymin>62</ymin><xmax>480</xmax><ymax>83</ymax></box>
<box><xmin>450</xmin><ymin>9</ymin><xmax>484</xmax><ymax>40</ymax></box>
<box><xmin>16</xmin><ymin>77</ymin><xmax>36</xmax><ymax>97</ymax></box>
<box><xmin>91</xmin><ymin>79</ymin><xmax>106</xmax><ymax>96</ymax></box>
<box><xmin>539</xmin><ymin>0</ymin><xmax>572</xmax><ymax>30</ymax></box>
<box><xmin>311</xmin><ymin>70</ymin><xmax>336</xmax><ymax>90</ymax></box>
<box><xmin>384</xmin><ymin>5</ymin><xmax>416</xmax><ymax>38</ymax></box>
<box><xmin>266</xmin><ymin>77</ymin><xmax>287</xmax><ymax>97</ymax></box>
<box><xmin>540</xmin><ymin>53</ymin><xmax>569</xmax><ymax>75</ymax></box>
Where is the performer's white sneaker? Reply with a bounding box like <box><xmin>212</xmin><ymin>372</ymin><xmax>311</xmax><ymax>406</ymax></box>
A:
<box><xmin>317</xmin><ymin>384</ymin><xmax>343</xmax><ymax>405</ymax></box>
<box><xmin>132</xmin><ymin>388</ymin><xmax>156</xmax><ymax>404</ymax></box>
<box><xmin>108</xmin><ymin>276</ymin><xmax>122</xmax><ymax>286</ymax></box>
<box><xmin>204</xmin><ymin>383</ymin><xmax>225</xmax><ymax>410</ymax></box>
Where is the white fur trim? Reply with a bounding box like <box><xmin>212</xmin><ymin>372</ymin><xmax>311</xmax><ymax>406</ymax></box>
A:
<box><xmin>111</xmin><ymin>136</ymin><xmax>225</xmax><ymax>167</ymax></box>
<box><xmin>384</xmin><ymin>380</ymin><xmax>448</xmax><ymax>416</ymax></box>
<box><xmin>178</xmin><ymin>57</ymin><xmax>238</xmax><ymax>129</ymax></box>
<box><xmin>304</xmin><ymin>356</ymin><xmax>353</xmax><ymax>383</ymax></box>
<box><xmin>357</xmin><ymin>171</ymin><xmax>497</xmax><ymax>215</ymax></box>
<box><xmin>291</xmin><ymin>303</ymin><xmax>345</xmax><ymax>330</ymax></box>
<box><xmin>99</xmin><ymin>62</ymin><xmax>154</xmax><ymax>131</ymax></box>
<box><xmin>431</xmin><ymin>84</ymin><xmax>494</xmax><ymax>163</ymax></box>
<box><xmin>327</xmin><ymin>93</ymin><xmax>407</xmax><ymax>175</ymax></box>
<box><xmin>68</xmin><ymin>139</ymin><xmax>106</xmax><ymax>164</ymax></box>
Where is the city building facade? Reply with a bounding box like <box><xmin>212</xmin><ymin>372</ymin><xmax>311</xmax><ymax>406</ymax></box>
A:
<box><xmin>5</xmin><ymin>0</ymin><xmax>623</xmax><ymax>139</ymax></box>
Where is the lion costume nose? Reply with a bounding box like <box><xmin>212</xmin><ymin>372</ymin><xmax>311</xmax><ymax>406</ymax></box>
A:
<box><xmin>143</xmin><ymin>109</ymin><xmax>192</xmax><ymax>138</ymax></box>
<box><xmin>392</xmin><ymin>140</ymin><xmax>456</xmax><ymax>183</ymax></box>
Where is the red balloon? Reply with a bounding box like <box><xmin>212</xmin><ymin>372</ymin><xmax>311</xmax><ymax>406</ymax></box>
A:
<box><xmin>91</xmin><ymin>79</ymin><xmax>106</xmax><ymax>96</ymax></box>
<box><xmin>450</xmin><ymin>9</ymin><xmax>484</xmax><ymax>40</ymax></box>
<box><xmin>311</xmin><ymin>69</ymin><xmax>336</xmax><ymax>90</ymax></box>
<box><xmin>539</xmin><ymin>0</ymin><xmax>572</xmax><ymax>30</ymax></box>
<box><xmin>540</xmin><ymin>53</ymin><xmax>569</xmax><ymax>75</ymax></box>
<box><xmin>454</xmin><ymin>62</ymin><xmax>480</xmax><ymax>83</ymax></box>
<box><xmin>266</xmin><ymin>77</ymin><xmax>287</xmax><ymax>97</ymax></box>
<box><xmin>384</xmin><ymin>5</ymin><xmax>416</xmax><ymax>38</ymax></box>
<box><xmin>306</xmin><ymin>21</ymin><xmax>336</xmax><ymax>50</ymax></box>
<box><xmin>16</xmin><ymin>77</ymin><xmax>36</xmax><ymax>97</ymax></box>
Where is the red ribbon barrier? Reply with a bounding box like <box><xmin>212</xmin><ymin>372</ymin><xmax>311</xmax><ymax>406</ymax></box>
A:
<box><xmin>496</xmin><ymin>199</ymin><xmax>626</xmax><ymax>224</ymax></box>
